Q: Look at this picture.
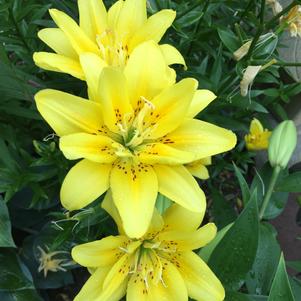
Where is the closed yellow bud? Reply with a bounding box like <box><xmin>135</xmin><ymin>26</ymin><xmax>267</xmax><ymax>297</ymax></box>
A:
<box><xmin>268</xmin><ymin>120</ymin><xmax>297</xmax><ymax>169</ymax></box>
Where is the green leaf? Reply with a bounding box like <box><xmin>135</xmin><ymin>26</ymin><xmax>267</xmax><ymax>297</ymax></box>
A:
<box><xmin>199</xmin><ymin>222</ymin><xmax>233</xmax><ymax>262</ymax></box>
<box><xmin>209</xmin><ymin>191</ymin><xmax>259</xmax><ymax>290</ymax></box>
<box><xmin>233</xmin><ymin>163</ymin><xmax>250</xmax><ymax>205</ymax></box>
<box><xmin>246</xmin><ymin>223</ymin><xmax>281</xmax><ymax>295</ymax></box>
<box><xmin>0</xmin><ymin>249</ymin><xmax>37</xmax><ymax>292</ymax></box>
<box><xmin>210</xmin><ymin>189</ymin><xmax>236</xmax><ymax>229</ymax></box>
<box><xmin>218</xmin><ymin>28</ymin><xmax>240</xmax><ymax>52</ymax></box>
<box><xmin>276</xmin><ymin>172</ymin><xmax>301</xmax><ymax>192</ymax></box>
<box><xmin>226</xmin><ymin>291</ymin><xmax>268</xmax><ymax>301</ymax></box>
<box><xmin>0</xmin><ymin>290</ymin><xmax>42</xmax><ymax>301</ymax></box>
<box><xmin>290</xmin><ymin>278</ymin><xmax>301</xmax><ymax>301</ymax></box>
<box><xmin>267</xmin><ymin>254</ymin><xmax>295</xmax><ymax>301</ymax></box>
<box><xmin>0</xmin><ymin>197</ymin><xmax>16</xmax><ymax>247</ymax></box>
<box><xmin>250</xmin><ymin>163</ymin><xmax>289</xmax><ymax>219</ymax></box>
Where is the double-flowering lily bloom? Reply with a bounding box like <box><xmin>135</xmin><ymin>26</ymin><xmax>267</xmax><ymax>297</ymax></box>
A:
<box><xmin>35</xmin><ymin>41</ymin><xmax>236</xmax><ymax>238</ymax></box>
<box><xmin>72</xmin><ymin>195</ymin><xmax>225</xmax><ymax>301</ymax></box>
<box><xmin>245</xmin><ymin>118</ymin><xmax>271</xmax><ymax>151</ymax></box>
<box><xmin>33</xmin><ymin>0</ymin><xmax>185</xmax><ymax>79</ymax></box>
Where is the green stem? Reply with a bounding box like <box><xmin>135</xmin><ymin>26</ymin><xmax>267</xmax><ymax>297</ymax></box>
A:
<box><xmin>245</xmin><ymin>0</ymin><xmax>266</xmax><ymax>60</ymax></box>
<box><xmin>259</xmin><ymin>166</ymin><xmax>281</xmax><ymax>220</ymax></box>
<box><xmin>251</xmin><ymin>59</ymin><xmax>301</xmax><ymax>66</ymax></box>
<box><xmin>235</xmin><ymin>23</ymin><xmax>244</xmax><ymax>44</ymax></box>
<box><xmin>239</xmin><ymin>0</ymin><xmax>256</xmax><ymax>22</ymax></box>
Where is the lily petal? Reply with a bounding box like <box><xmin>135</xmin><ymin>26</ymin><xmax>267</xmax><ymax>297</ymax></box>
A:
<box><xmin>129</xmin><ymin>9</ymin><xmax>176</xmax><ymax>51</ymax></box>
<box><xmin>38</xmin><ymin>28</ymin><xmax>77</xmax><ymax>58</ymax></box>
<box><xmin>163</xmin><ymin>203</ymin><xmax>204</xmax><ymax>231</ymax></box>
<box><xmin>49</xmin><ymin>8</ymin><xmax>99</xmax><ymax>55</ymax></box>
<box><xmin>60</xmin><ymin>133</ymin><xmax>117</xmax><ymax>163</ymax></box>
<box><xmin>160</xmin><ymin>44</ymin><xmax>186</xmax><ymax>68</ymax></box>
<box><xmin>74</xmin><ymin>267</ymin><xmax>109</xmax><ymax>301</ymax></box>
<box><xmin>110</xmin><ymin>160</ymin><xmax>158</xmax><ymax>238</ymax></box>
<box><xmin>154</xmin><ymin>165</ymin><xmax>206</xmax><ymax>214</ymax></box>
<box><xmin>148</xmin><ymin>78</ymin><xmax>198</xmax><ymax>139</ymax></box>
<box><xmin>98</xmin><ymin>68</ymin><xmax>133</xmax><ymax>132</ymax></box>
<box><xmin>127</xmin><ymin>259</ymin><xmax>188</xmax><ymax>301</ymax></box>
<box><xmin>107</xmin><ymin>0</ymin><xmax>123</xmax><ymax>29</ymax></box>
<box><xmin>78</xmin><ymin>0</ymin><xmax>107</xmax><ymax>39</ymax></box>
<box><xmin>178</xmin><ymin>252</ymin><xmax>225</xmax><ymax>301</ymax></box>
<box><xmin>80</xmin><ymin>53</ymin><xmax>107</xmax><ymax>102</ymax></box>
<box><xmin>102</xmin><ymin>190</ymin><xmax>125</xmax><ymax>234</ymax></box>
<box><xmin>35</xmin><ymin>89</ymin><xmax>102</xmax><ymax>136</ymax></box>
<box><xmin>124</xmin><ymin>41</ymin><xmax>174</xmax><ymax>107</ymax></box>
<box><xmin>116</xmin><ymin>0</ymin><xmax>147</xmax><ymax>43</ymax></box>
<box><xmin>101</xmin><ymin>254</ymin><xmax>130</xmax><ymax>300</ymax></box>
<box><xmin>187</xmin><ymin>90</ymin><xmax>217</xmax><ymax>118</ymax></box>
<box><xmin>158</xmin><ymin>223</ymin><xmax>217</xmax><ymax>251</ymax></box>
<box><xmin>61</xmin><ymin>159</ymin><xmax>111</xmax><ymax>210</ymax></box>
<box><xmin>74</xmin><ymin>267</ymin><xmax>126</xmax><ymax>301</ymax></box>
<box><xmin>166</xmin><ymin>119</ymin><xmax>237</xmax><ymax>159</ymax></box>
<box><xmin>250</xmin><ymin>118</ymin><xmax>264</xmax><ymax>135</ymax></box>
<box><xmin>72</xmin><ymin>235</ymin><xmax>129</xmax><ymax>267</ymax></box>
<box><xmin>186</xmin><ymin>162</ymin><xmax>209</xmax><ymax>180</ymax></box>
<box><xmin>137</xmin><ymin>143</ymin><xmax>196</xmax><ymax>165</ymax></box>
<box><xmin>33</xmin><ymin>52</ymin><xmax>84</xmax><ymax>79</ymax></box>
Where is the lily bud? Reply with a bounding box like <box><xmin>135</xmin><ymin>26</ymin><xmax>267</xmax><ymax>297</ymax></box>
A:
<box><xmin>268</xmin><ymin>120</ymin><xmax>297</xmax><ymax>169</ymax></box>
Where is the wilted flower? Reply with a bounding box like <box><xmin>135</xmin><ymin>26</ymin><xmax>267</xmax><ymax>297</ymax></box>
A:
<box><xmin>35</xmin><ymin>41</ymin><xmax>236</xmax><ymax>238</ymax></box>
<box><xmin>37</xmin><ymin>246</ymin><xmax>72</xmax><ymax>277</ymax></box>
<box><xmin>267</xmin><ymin>0</ymin><xmax>283</xmax><ymax>16</ymax></box>
<box><xmin>268</xmin><ymin>120</ymin><xmax>297</xmax><ymax>169</ymax></box>
<box><xmin>72</xmin><ymin>197</ymin><xmax>225</xmax><ymax>301</ymax></box>
<box><xmin>33</xmin><ymin>0</ymin><xmax>185</xmax><ymax>79</ymax></box>
<box><xmin>282</xmin><ymin>5</ymin><xmax>301</xmax><ymax>37</ymax></box>
<box><xmin>245</xmin><ymin>118</ymin><xmax>271</xmax><ymax>151</ymax></box>
<box><xmin>233</xmin><ymin>41</ymin><xmax>252</xmax><ymax>61</ymax></box>
<box><xmin>240</xmin><ymin>66</ymin><xmax>262</xmax><ymax>97</ymax></box>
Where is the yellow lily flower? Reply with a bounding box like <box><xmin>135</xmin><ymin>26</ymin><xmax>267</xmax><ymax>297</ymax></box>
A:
<box><xmin>245</xmin><ymin>118</ymin><xmax>271</xmax><ymax>151</ymax></box>
<box><xmin>35</xmin><ymin>41</ymin><xmax>236</xmax><ymax>238</ymax></box>
<box><xmin>72</xmin><ymin>197</ymin><xmax>225</xmax><ymax>301</ymax></box>
<box><xmin>33</xmin><ymin>0</ymin><xmax>185</xmax><ymax>79</ymax></box>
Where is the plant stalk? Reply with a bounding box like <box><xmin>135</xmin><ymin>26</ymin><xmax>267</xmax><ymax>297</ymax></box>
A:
<box><xmin>259</xmin><ymin>165</ymin><xmax>281</xmax><ymax>220</ymax></box>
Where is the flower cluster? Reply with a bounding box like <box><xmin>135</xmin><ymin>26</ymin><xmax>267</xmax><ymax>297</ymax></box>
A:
<box><xmin>34</xmin><ymin>0</ymin><xmax>237</xmax><ymax>300</ymax></box>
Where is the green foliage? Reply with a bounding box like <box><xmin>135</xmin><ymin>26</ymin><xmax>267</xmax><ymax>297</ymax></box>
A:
<box><xmin>209</xmin><ymin>191</ymin><xmax>259</xmax><ymax>291</ymax></box>
<box><xmin>0</xmin><ymin>249</ymin><xmax>42</xmax><ymax>300</ymax></box>
<box><xmin>0</xmin><ymin>197</ymin><xmax>16</xmax><ymax>247</ymax></box>
<box><xmin>267</xmin><ymin>254</ymin><xmax>295</xmax><ymax>301</ymax></box>
<box><xmin>246</xmin><ymin>223</ymin><xmax>281</xmax><ymax>295</ymax></box>
<box><xmin>0</xmin><ymin>0</ymin><xmax>300</xmax><ymax>299</ymax></box>
<box><xmin>276</xmin><ymin>172</ymin><xmax>301</xmax><ymax>192</ymax></box>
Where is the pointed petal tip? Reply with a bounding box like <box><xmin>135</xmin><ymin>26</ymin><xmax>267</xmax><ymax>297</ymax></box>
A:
<box><xmin>48</xmin><ymin>8</ymin><xmax>59</xmax><ymax>18</ymax></box>
<box><xmin>159</xmin><ymin>9</ymin><xmax>176</xmax><ymax>21</ymax></box>
<box><xmin>34</xmin><ymin>88</ymin><xmax>54</xmax><ymax>102</ymax></box>
<box><xmin>205</xmin><ymin>223</ymin><xmax>218</xmax><ymax>239</ymax></box>
<box><xmin>37</xmin><ymin>28</ymin><xmax>47</xmax><ymax>40</ymax></box>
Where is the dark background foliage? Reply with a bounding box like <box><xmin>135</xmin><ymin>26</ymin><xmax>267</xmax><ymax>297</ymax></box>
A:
<box><xmin>0</xmin><ymin>0</ymin><xmax>300</xmax><ymax>300</ymax></box>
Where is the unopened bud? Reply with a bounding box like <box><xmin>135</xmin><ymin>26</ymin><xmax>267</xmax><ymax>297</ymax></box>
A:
<box><xmin>268</xmin><ymin>120</ymin><xmax>297</xmax><ymax>169</ymax></box>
